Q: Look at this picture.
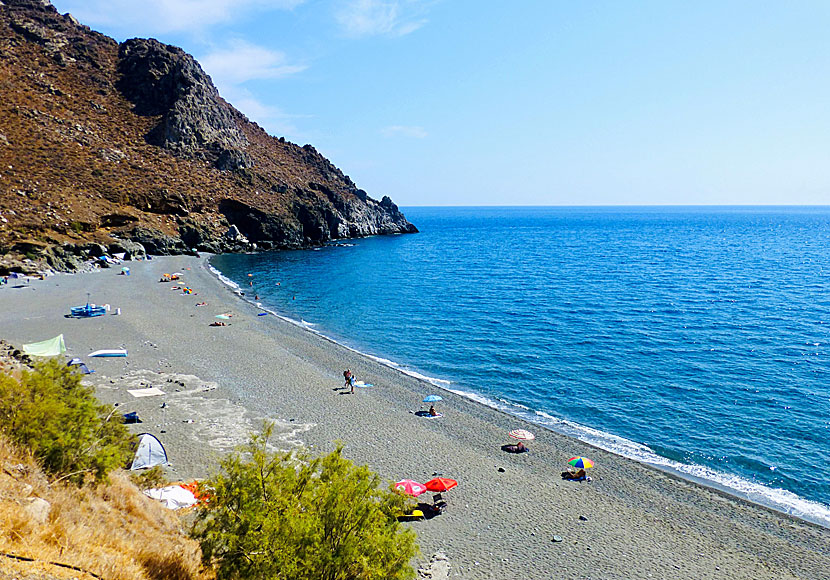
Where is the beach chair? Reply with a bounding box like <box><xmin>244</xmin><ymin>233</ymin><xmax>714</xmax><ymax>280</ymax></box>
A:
<box><xmin>432</xmin><ymin>493</ymin><xmax>448</xmax><ymax>512</ymax></box>
<box><xmin>397</xmin><ymin>509</ymin><xmax>425</xmax><ymax>522</ymax></box>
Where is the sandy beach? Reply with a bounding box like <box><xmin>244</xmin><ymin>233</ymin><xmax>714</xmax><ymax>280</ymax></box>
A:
<box><xmin>1</xmin><ymin>255</ymin><xmax>828</xmax><ymax>580</ymax></box>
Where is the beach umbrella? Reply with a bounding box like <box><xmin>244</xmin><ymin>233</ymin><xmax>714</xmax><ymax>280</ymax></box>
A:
<box><xmin>567</xmin><ymin>456</ymin><xmax>594</xmax><ymax>469</ymax></box>
<box><xmin>423</xmin><ymin>395</ymin><xmax>443</xmax><ymax>403</ymax></box>
<box><xmin>395</xmin><ymin>479</ymin><xmax>427</xmax><ymax>497</ymax></box>
<box><xmin>424</xmin><ymin>477</ymin><xmax>458</xmax><ymax>492</ymax></box>
<box><xmin>508</xmin><ymin>429</ymin><xmax>535</xmax><ymax>441</ymax></box>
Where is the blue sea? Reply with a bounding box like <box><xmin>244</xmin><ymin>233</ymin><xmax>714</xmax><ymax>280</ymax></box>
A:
<box><xmin>211</xmin><ymin>206</ymin><xmax>830</xmax><ymax>527</ymax></box>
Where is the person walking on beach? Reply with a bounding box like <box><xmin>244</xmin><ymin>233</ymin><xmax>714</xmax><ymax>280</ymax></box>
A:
<box><xmin>344</xmin><ymin>369</ymin><xmax>352</xmax><ymax>389</ymax></box>
<box><xmin>349</xmin><ymin>374</ymin><xmax>357</xmax><ymax>394</ymax></box>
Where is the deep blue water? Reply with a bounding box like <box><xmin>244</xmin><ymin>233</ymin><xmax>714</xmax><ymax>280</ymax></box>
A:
<box><xmin>211</xmin><ymin>207</ymin><xmax>830</xmax><ymax>526</ymax></box>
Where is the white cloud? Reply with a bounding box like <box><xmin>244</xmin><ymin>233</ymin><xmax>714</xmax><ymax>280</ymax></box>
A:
<box><xmin>381</xmin><ymin>125</ymin><xmax>427</xmax><ymax>138</ymax></box>
<box><xmin>220</xmin><ymin>85</ymin><xmax>305</xmax><ymax>138</ymax></box>
<box><xmin>336</xmin><ymin>0</ymin><xmax>427</xmax><ymax>38</ymax></box>
<box><xmin>53</xmin><ymin>0</ymin><xmax>305</xmax><ymax>36</ymax></box>
<box><xmin>199</xmin><ymin>41</ymin><xmax>307</xmax><ymax>86</ymax></box>
<box><xmin>195</xmin><ymin>41</ymin><xmax>306</xmax><ymax>137</ymax></box>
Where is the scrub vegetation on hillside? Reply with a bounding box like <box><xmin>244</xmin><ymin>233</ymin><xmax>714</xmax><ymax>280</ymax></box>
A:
<box><xmin>0</xmin><ymin>361</ymin><xmax>419</xmax><ymax>580</ymax></box>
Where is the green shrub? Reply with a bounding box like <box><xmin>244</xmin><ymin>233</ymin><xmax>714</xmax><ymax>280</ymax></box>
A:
<box><xmin>193</xmin><ymin>424</ymin><xmax>418</xmax><ymax>580</ymax></box>
<box><xmin>0</xmin><ymin>360</ymin><xmax>133</xmax><ymax>483</ymax></box>
<box><xmin>130</xmin><ymin>465</ymin><xmax>168</xmax><ymax>490</ymax></box>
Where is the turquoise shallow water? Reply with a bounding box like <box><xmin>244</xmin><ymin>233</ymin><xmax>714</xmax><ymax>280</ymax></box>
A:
<box><xmin>211</xmin><ymin>206</ymin><xmax>830</xmax><ymax>526</ymax></box>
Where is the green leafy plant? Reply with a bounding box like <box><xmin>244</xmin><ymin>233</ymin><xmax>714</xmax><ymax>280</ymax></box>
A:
<box><xmin>130</xmin><ymin>465</ymin><xmax>167</xmax><ymax>490</ymax></box>
<box><xmin>193</xmin><ymin>424</ymin><xmax>419</xmax><ymax>580</ymax></box>
<box><xmin>0</xmin><ymin>360</ymin><xmax>133</xmax><ymax>483</ymax></box>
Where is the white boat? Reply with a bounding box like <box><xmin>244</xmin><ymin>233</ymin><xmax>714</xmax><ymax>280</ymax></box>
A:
<box><xmin>88</xmin><ymin>349</ymin><xmax>128</xmax><ymax>357</ymax></box>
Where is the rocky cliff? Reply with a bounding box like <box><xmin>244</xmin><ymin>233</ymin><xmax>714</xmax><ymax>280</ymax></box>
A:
<box><xmin>0</xmin><ymin>0</ymin><xmax>417</xmax><ymax>273</ymax></box>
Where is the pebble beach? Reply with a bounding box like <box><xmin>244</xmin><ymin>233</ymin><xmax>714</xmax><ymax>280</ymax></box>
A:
<box><xmin>1</xmin><ymin>255</ymin><xmax>828</xmax><ymax>579</ymax></box>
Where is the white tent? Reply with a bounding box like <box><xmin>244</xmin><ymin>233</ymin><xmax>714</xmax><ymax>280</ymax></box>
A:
<box><xmin>130</xmin><ymin>433</ymin><xmax>168</xmax><ymax>470</ymax></box>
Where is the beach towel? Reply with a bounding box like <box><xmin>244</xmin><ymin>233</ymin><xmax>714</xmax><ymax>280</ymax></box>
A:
<box><xmin>128</xmin><ymin>387</ymin><xmax>165</xmax><ymax>398</ymax></box>
<box><xmin>22</xmin><ymin>334</ymin><xmax>66</xmax><ymax>357</ymax></box>
<box><xmin>415</xmin><ymin>411</ymin><xmax>443</xmax><ymax>418</ymax></box>
<box><xmin>144</xmin><ymin>486</ymin><xmax>197</xmax><ymax>509</ymax></box>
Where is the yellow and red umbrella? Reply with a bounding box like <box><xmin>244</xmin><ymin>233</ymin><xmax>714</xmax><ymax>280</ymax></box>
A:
<box><xmin>425</xmin><ymin>477</ymin><xmax>458</xmax><ymax>492</ymax></box>
<box><xmin>395</xmin><ymin>479</ymin><xmax>427</xmax><ymax>497</ymax></box>
<box><xmin>567</xmin><ymin>456</ymin><xmax>594</xmax><ymax>469</ymax></box>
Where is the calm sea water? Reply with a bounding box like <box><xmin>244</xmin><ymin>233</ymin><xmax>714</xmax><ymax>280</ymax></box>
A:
<box><xmin>211</xmin><ymin>207</ymin><xmax>830</xmax><ymax>526</ymax></box>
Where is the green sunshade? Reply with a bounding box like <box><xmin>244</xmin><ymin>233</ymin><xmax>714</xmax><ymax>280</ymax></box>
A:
<box><xmin>22</xmin><ymin>334</ymin><xmax>67</xmax><ymax>357</ymax></box>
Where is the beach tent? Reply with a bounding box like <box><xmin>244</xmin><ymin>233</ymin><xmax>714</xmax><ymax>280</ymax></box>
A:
<box><xmin>66</xmin><ymin>357</ymin><xmax>93</xmax><ymax>374</ymax></box>
<box><xmin>130</xmin><ymin>433</ymin><xmax>168</xmax><ymax>470</ymax></box>
<box><xmin>22</xmin><ymin>334</ymin><xmax>66</xmax><ymax>357</ymax></box>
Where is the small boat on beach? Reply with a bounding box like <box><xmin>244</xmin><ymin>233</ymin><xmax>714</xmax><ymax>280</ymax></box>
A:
<box><xmin>70</xmin><ymin>303</ymin><xmax>107</xmax><ymax>317</ymax></box>
<box><xmin>88</xmin><ymin>349</ymin><xmax>127</xmax><ymax>357</ymax></box>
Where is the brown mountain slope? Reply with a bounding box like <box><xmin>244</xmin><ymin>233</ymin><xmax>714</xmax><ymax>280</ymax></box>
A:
<box><xmin>0</xmin><ymin>0</ymin><xmax>416</xmax><ymax>273</ymax></box>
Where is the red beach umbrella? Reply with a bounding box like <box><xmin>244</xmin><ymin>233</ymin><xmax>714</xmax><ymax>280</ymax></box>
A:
<box><xmin>395</xmin><ymin>479</ymin><xmax>428</xmax><ymax>497</ymax></box>
<box><xmin>424</xmin><ymin>477</ymin><xmax>458</xmax><ymax>492</ymax></box>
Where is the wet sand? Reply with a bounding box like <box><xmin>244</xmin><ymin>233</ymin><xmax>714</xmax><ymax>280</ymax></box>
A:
<box><xmin>1</xmin><ymin>256</ymin><xmax>828</xmax><ymax>579</ymax></box>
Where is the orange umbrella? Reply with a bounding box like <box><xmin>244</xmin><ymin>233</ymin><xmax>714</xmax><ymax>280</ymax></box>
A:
<box><xmin>424</xmin><ymin>477</ymin><xmax>458</xmax><ymax>492</ymax></box>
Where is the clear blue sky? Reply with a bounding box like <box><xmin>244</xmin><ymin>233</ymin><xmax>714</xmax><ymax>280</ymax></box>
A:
<box><xmin>51</xmin><ymin>1</ymin><xmax>830</xmax><ymax>206</ymax></box>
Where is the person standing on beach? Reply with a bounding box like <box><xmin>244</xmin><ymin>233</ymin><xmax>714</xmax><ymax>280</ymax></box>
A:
<box><xmin>344</xmin><ymin>369</ymin><xmax>352</xmax><ymax>389</ymax></box>
<box><xmin>350</xmin><ymin>374</ymin><xmax>357</xmax><ymax>394</ymax></box>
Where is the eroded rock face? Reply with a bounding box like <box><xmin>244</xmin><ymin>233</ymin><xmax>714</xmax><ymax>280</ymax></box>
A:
<box><xmin>117</xmin><ymin>38</ymin><xmax>248</xmax><ymax>159</ymax></box>
<box><xmin>0</xmin><ymin>0</ymin><xmax>418</xmax><ymax>273</ymax></box>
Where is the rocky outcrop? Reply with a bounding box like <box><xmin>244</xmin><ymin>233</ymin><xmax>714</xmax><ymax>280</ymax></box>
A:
<box><xmin>0</xmin><ymin>0</ymin><xmax>417</xmax><ymax>273</ymax></box>
<box><xmin>117</xmin><ymin>38</ymin><xmax>249</xmax><ymax>166</ymax></box>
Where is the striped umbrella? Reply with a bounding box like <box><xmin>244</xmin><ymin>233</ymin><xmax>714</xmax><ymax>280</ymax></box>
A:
<box><xmin>567</xmin><ymin>456</ymin><xmax>594</xmax><ymax>469</ymax></box>
<box><xmin>395</xmin><ymin>479</ymin><xmax>427</xmax><ymax>497</ymax></box>
<box><xmin>508</xmin><ymin>429</ymin><xmax>535</xmax><ymax>441</ymax></box>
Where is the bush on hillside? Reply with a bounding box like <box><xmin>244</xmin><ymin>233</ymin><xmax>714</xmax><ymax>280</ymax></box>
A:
<box><xmin>193</xmin><ymin>424</ymin><xmax>419</xmax><ymax>580</ymax></box>
<box><xmin>0</xmin><ymin>359</ymin><xmax>132</xmax><ymax>483</ymax></box>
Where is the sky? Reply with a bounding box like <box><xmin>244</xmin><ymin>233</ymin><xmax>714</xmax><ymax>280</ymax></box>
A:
<box><xmin>49</xmin><ymin>0</ymin><xmax>830</xmax><ymax>206</ymax></box>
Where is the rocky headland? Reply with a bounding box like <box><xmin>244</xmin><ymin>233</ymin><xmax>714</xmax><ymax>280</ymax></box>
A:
<box><xmin>0</xmin><ymin>0</ymin><xmax>417</xmax><ymax>274</ymax></box>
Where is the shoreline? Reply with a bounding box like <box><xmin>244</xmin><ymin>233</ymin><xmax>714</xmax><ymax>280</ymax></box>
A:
<box><xmin>207</xmin><ymin>256</ymin><xmax>830</xmax><ymax>530</ymax></box>
<box><xmin>1</xmin><ymin>255</ymin><xmax>828</xmax><ymax>579</ymax></box>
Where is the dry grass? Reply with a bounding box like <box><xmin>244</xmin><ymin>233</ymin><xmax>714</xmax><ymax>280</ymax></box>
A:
<box><xmin>0</xmin><ymin>436</ymin><xmax>211</xmax><ymax>580</ymax></box>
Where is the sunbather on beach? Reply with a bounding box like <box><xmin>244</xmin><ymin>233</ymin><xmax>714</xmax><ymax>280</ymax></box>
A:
<box><xmin>429</xmin><ymin>405</ymin><xmax>438</xmax><ymax>416</ymax></box>
<box><xmin>561</xmin><ymin>468</ymin><xmax>587</xmax><ymax>480</ymax></box>
<box><xmin>501</xmin><ymin>442</ymin><xmax>528</xmax><ymax>453</ymax></box>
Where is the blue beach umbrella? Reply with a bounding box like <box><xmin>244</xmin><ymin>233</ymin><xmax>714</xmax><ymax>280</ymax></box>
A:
<box><xmin>423</xmin><ymin>395</ymin><xmax>443</xmax><ymax>403</ymax></box>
